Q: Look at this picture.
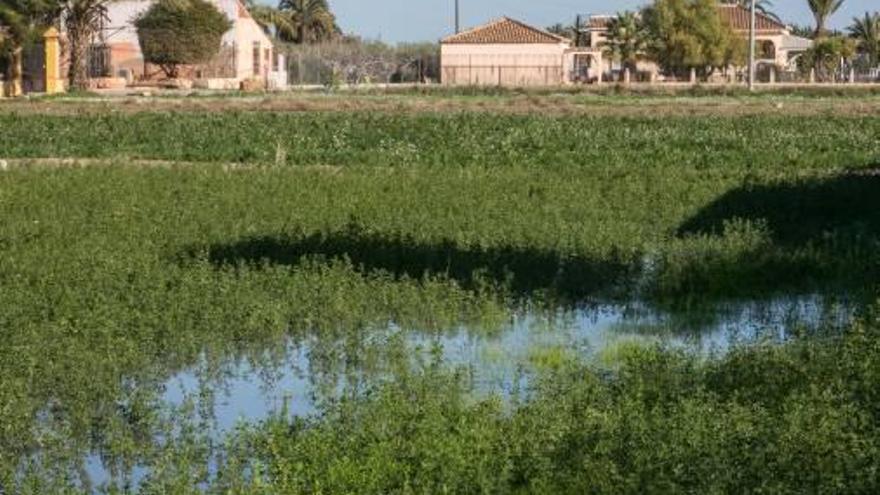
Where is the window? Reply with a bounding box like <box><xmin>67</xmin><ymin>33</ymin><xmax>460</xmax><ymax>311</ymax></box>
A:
<box><xmin>252</xmin><ymin>42</ymin><xmax>260</xmax><ymax>76</ymax></box>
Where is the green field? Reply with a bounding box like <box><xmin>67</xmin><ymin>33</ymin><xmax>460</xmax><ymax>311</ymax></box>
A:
<box><xmin>1</xmin><ymin>96</ymin><xmax>880</xmax><ymax>493</ymax></box>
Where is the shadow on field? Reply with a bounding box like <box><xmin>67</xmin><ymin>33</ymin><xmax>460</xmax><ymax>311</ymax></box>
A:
<box><xmin>674</xmin><ymin>168</ymin><xmax>880</xmax><ymax>295</ymax></box>
<box><xmin>679</xmin><ymin>169</ymin><xmax>880</xmax><ymax>245</ymax></box>
<box><xmin>194</xmin><ymin>224</ymin><xmax>633</xmax><ymax>303</ymax></box>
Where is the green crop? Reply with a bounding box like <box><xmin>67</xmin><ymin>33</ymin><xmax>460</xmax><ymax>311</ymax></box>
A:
<box><xmin>1</xmin><ymin>105</ymin><xmax>879</xmax><ymax>493</ymax></box>
<box><xmin>0</xmin><ymin>112</ymin><xmax>877</xmax><ymax>170</ymax></box>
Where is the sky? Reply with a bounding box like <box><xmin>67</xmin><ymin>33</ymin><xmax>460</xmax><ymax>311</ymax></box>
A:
<box><xmin>326</xmin><ymin>0</ymin><xmax>877</xmax><ymax>44</ymax></box>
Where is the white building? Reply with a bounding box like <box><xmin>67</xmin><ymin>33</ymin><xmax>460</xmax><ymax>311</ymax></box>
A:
<box><xmin>440</xmin><ymin>17</ymin><xmax>608</xmax><ymax>86</ymax></box>
<box><xmin>95</xmin><ymin>0</ymin><xmax>287</xmax><ymax>88</ymax></box>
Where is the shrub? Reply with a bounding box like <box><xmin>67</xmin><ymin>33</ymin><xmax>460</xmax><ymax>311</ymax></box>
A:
<box><xmin>134</xmin><ymin>0</ymin><xmax>231</xmax><ymax>78</ymax></box>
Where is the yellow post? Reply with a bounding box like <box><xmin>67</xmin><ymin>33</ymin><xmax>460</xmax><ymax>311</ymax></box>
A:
<box><xmin>43</xmin><ymin>27</ymin><xmax>64</xmax><ymax>94</ymax></box>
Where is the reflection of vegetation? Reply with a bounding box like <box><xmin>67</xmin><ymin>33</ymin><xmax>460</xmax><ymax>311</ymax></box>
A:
<box><xmin>218</xmin><ymin>319</ymin><xmax>880</xmax><ymax>494</ymax></box>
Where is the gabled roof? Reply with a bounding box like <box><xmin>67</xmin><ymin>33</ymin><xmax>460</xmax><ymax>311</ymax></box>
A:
<box><xmin>714</xmin><ymin>4</ymin><xmax>787</xmax><ymax>33</ymax></box>
<box><xmin>442</xmin><ymin>17</ymin><xmax>570</xmax><ymax>45</ymax></box>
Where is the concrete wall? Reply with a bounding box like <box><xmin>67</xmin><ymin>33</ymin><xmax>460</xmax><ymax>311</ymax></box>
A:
<box><xmin>441</xmin><ymin>43</ymin><xmax>569</xmax><ymax>86</ymax></box>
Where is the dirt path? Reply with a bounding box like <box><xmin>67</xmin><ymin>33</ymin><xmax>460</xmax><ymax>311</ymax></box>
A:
<box><xmin>3</xmin><ymin>92</ymin><xmax>880</xmax><ymax>117</ymax></box>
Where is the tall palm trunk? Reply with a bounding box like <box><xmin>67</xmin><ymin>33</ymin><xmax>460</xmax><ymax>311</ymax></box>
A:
<box><xmin>67</xmin><ymin>24</ymin><xmax>91</xmax><ymax>90</ymax></box>
<box><xmin>7</xmin><ymin>46</ymin><xmax>23</xmax><ymax>96</ymax></box>
<box><xmin>63</xmin><ymin>0</ymin><xmax>109</xmax><ymax>91</ymax></box>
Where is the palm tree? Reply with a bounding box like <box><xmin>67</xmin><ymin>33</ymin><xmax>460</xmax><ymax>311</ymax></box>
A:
<box><xmin>245</xmin><ymin>0</ymin><xmax>294</xmax><ymax>39</ymax></box>
<box><xmin>807</xmin><ymin>0</ymin><xmax>845</xmax><ymax>37</ymax></box>
<box><xmin>602</xmin><ymin>11</ymin><xmax>648</xmax><ymax>75</ymax></box>
<box><xmin>277</xmin><ymin>0</ymin><xmax>338</xmax><ymax>44</ymax></box>
<box><xmin>62</xmin><ymin>0</ymin><xmax>112</xmax><ymax>91</ymax></box>
<box><xmin>849</xmin><ymin>12</ymin><xmax>880</xmax><ymax>66</ymax></box>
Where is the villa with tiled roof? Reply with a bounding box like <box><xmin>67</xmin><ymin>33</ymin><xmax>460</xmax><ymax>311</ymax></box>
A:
<box><xmin>440</xmin><ymin>17</ymin><xmax>576</xmax><ymax>86</ymax></box>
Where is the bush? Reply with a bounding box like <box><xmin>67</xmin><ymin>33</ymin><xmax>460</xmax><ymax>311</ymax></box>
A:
<box><xmin>134</xmin><ymin>0</ymin><xmax>231</xmax><ymax>78</ymax></box>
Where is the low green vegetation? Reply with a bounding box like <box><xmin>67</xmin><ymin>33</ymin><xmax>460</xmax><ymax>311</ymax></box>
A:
<box><xmin>1</xmin><ymin>104</ymin><xmax>879</xmax><ymax>492</ymax></box>
<box><xmin>1</xmin><ymin>111</ymin><xmax>878</xmax><ymax>168</ymax></box>
<box><xmin>215</xmin><ymin>319</ymin><xmax>880</xmax><ymax>494</ymax></box>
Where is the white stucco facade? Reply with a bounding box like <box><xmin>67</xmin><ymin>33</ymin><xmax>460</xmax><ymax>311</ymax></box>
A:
<box><xmin>97</xmin><ymin>0</ymin><xmax>286</xmax><ymax>86</ymax></box>
<box><xmin>441</xmin><ymin>42</ymin><xmax>570</xmax><ymax>86</ymax></box>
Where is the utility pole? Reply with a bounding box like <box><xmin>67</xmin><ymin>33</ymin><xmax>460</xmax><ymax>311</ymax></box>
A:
<box><xmin>455</xmin><ymin>0</ymin><xmax>460</xmax><ymax>34</ymax></box>
<box><xmin>748</xmin><ymin>0</ymin><xmax>756</xmax><ymax>90</ymax></box>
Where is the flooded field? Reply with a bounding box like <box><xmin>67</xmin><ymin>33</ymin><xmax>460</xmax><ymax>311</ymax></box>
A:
<box><xmin>70</xmin><ymin>296</ymin><xmax>855</xmax><ymax>490</ymax></box>
<box><xmin>2</xmin><ymin>104</ymin><xmax>880</xmax><ymax>493</ymax></box>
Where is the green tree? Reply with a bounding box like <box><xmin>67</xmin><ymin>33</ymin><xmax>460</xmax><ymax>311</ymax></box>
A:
<box><xmin>134</xmin><ymin>0</ymin><xmax>231</xmax><ymax>78</ymax></box>
<box><xmin>602</xmin><ymin>11</ymin><xmax>648</xmax><ymax>74</ymax></box>
<box><xmin>807</xmin><ymin>0</ymin><xmax>845</xmax><ymax>37</ymax></box>
<box><xmin>62</xmin><ymin>0</ymin><xmax>111</xmax><ymax>91</ymax></box>
<box><xmin>0</xmin><ymin>0</ymin><xmax>59</xmax><ymax>96</ymax></box>
<box><xmin>245</xmin><ymin>0</ymin><xmax>294</xmax><ymax>39</ymax></box>
<box><xmin>849</xmin><ymin>12</ymin><xmax>880</xmax><ymax>67</ymax></box>
<box><xmin>642</xmin><ymin>0</ymin><xmax>744</xmax><ymax>78</ymax></box>
<box><xmin>277</xmin><ymin>0</ymin><xmax>338</xmax><ymax>44</ymax></box>
<box><xmin>798</xmin><ymin>35</ymin><xmax>857</xmax><ymax>80</ymax></box>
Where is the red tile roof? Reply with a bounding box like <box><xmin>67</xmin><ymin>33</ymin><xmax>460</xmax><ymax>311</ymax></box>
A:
<box><xmin>442</xmin><ymin>17</ymin><xmax>570</xmax><ymax>44</ymax></box>
<box><xmin>717</xmin><ymin>4</ymin><xmax>786</xmax><ymax>32</ymax></box>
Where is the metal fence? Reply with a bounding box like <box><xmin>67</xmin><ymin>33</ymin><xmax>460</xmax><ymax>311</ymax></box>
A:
<box><xmin>442</xmin><ymin>65</ymin><xmax>564</xmax><ymax>86</ymax></box>
<box><xmin>279</xmin><ymin>41</ymin><xmax>439</xmax><ymax>86</ymax></box>
<box><xmin>195</xmin><ymin>44</ymin><xmax>237</xmax><ymax>79</ymax></box>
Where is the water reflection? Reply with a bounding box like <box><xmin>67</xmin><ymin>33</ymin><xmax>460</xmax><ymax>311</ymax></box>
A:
<box><xmin>15</xmin><ymin>296</ymin><xmax>855</xmax><ymax>493</ymax></box>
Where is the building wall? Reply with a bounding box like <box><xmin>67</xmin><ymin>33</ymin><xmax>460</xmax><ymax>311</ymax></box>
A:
<box><xmin>231</xmin><ymin>14</ymin><xmax>274</xmax><ymax>80</ymax></box>
<box><xmin>98</xmin><ymin>0</ymin><xmax>278</xmax><ymax>83</ymax></box>
<box><xmin>441</xmin><ymin>43</ymin><xmax>569</xmax><ymax>86</ymax></box>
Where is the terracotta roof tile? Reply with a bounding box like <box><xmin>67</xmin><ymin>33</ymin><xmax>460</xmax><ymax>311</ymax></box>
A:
<box><xmin>717</xmin><ymin>4</ymin><xmax>786</xmax><ymax>32</ymax></box>
<box><xmin>442</xmin><ymin>17</ymin><xmax>570</xmax><ymax>44</ymax></box>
